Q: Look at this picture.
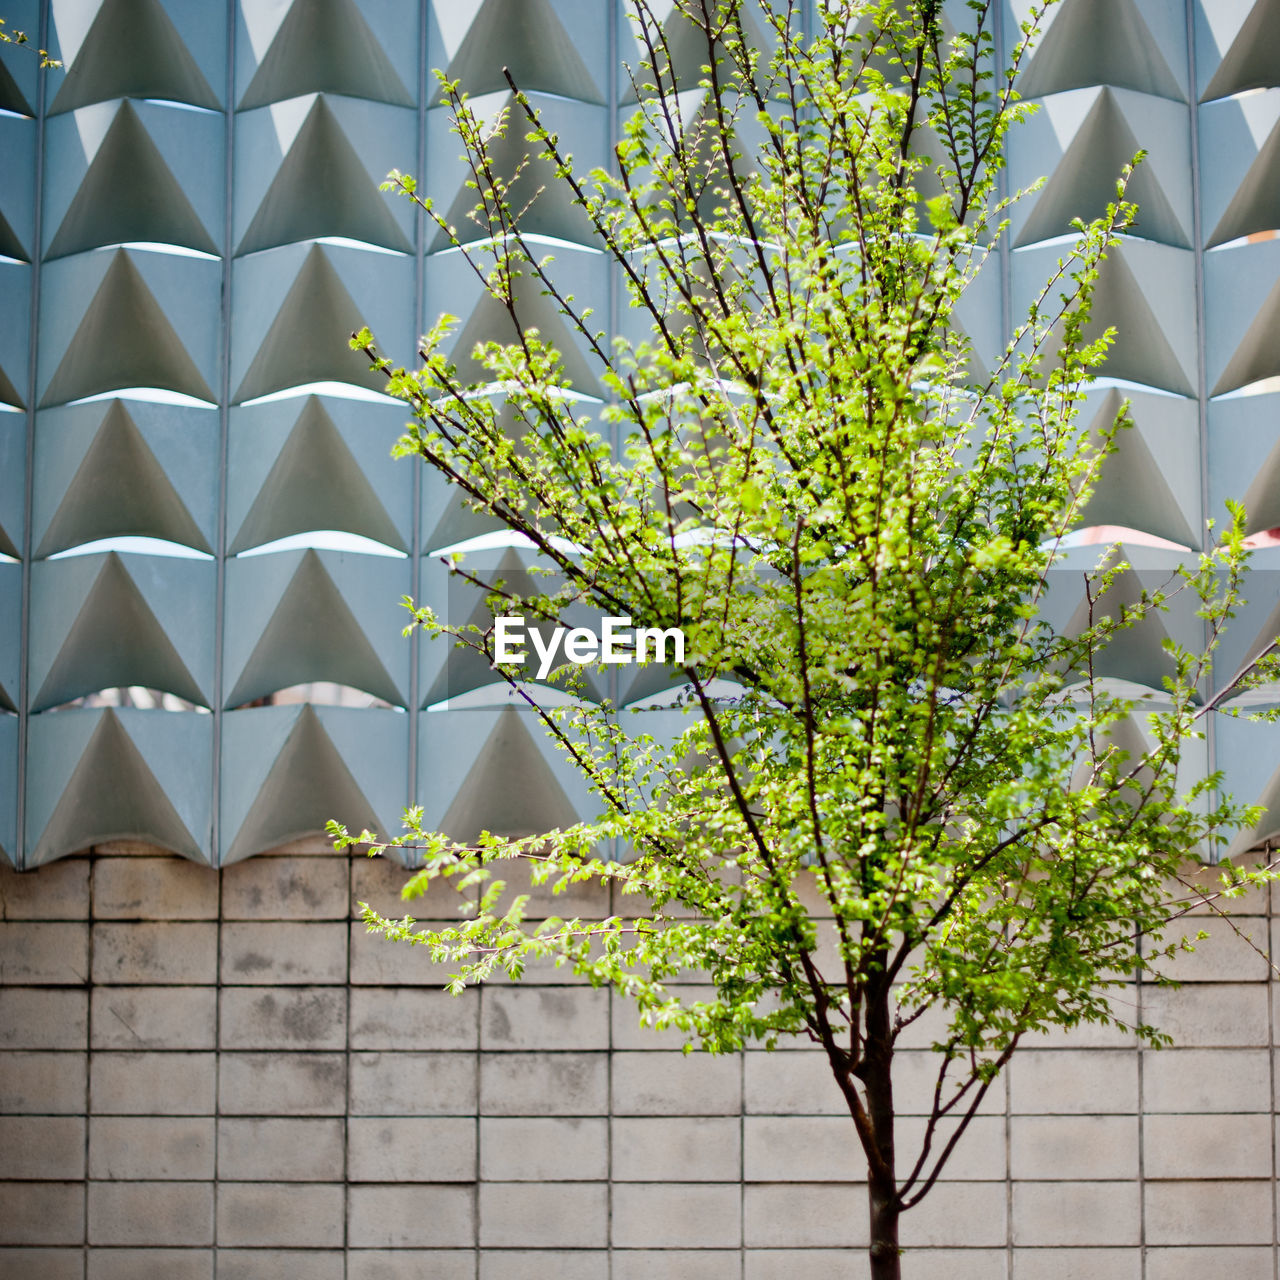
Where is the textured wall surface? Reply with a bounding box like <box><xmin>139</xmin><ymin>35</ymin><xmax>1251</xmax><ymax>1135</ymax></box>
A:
<box><xmin>0</xmin><ymin>843</ymin><xmax>1278</xmax><ymax>1277</ymax></box>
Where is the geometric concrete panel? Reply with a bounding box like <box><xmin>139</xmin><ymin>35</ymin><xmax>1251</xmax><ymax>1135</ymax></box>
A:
<box><xmin>27</xmin><ymin>552</ymin><xmax>214</xmax><ymax>711</ymax></box>
<box><xmin>0</xmin><ymin>114</ymin><xmax>36</xmax><ymax>262</ymax></box>
<box><xmin>234</xmin><ymin>95</ymin><xmax>414</xmax><ymax>257</ymax></box>
<box><xmin>1199</xmin><ymin>0</ymin><xmax>1280</xmax><ymax>103</ymax></box>
<box><xmin>230</xmin><ymin>243</ymin><xmax>411</xmax><ymax>403</ymax></box>
<box><xmin>23</xmin><ymin>706</ymin><xmax>212</xmax><ymax>867</ymax></box>
<box><xmin>422</xmin><ymin>466</ymin><xmax>508</xmax><ymax>554</ymax></box>
<box><xmin>43</xmin><ymin>99</ymin><xmax>221</xmax><ymax>260</ymax></box>
<box><xmin>237</xmin><ymin>0</ymin><xmax>416</xmax><ymax>111</ymax></box>
<box><xmin>1214</xmin><ymin>714</ymin><xmax>1280</xmax><ymax>855</ymax></box>
<box><xmin>0</xmin><ymin>259</ymin><xmax>31</xmax><ymax>410</ymax></box>
<box><xmin>37</xmin><ymin>248</ymin><xmax>219</xmax><ymax>408</ymax></box>
<box><xmin>1209</xmin><ymin>392</ymin><xmax>1280</xmax><ymax>534</ymax></box>
<box><xmin>1205</xmin><ymin>239</ymin><xmax>1280</xmax><ymax>397</ymax></box>
<box><xmin>1201</xmin><ymin>92</ymin><xmax>1280</xmax><ymax>248</ymax></box>
<box><xmin>46</xmin><ymin>0</ymin><xmax>222</xmax><ymax>115</ymax></box>
<box><xmin>0</xmin><ymin>562</ymin><xmax>19</xmax><ymax>712</ymax></box>
<box><xmin>0</xmin><ymin>414</ymin><xmax>24</xmax><ymax>559</ymax></box>
<box><xmin>226</xmin><ymin>395</ymin><xmax>408</xmax><ymax>555</ymax></box>
<box><xmin>419</xmin><ymin>705</ymin><xmax>588</xmax><ymax>845</ymax></box>
<box><xmin>1209</xmin><ymin>567</ymin><xmax>1280</xmax><ymax>704</ymax></box>
<box><xmin>0</xmin><ymin>711</ymin><xmax>13</xmax><ymax>864</ymax></box>
<box><xmin>32</xmin><ymin>399</ymin><xmax>216</xmax><ymax>557</ymax></box>
<box><xmin>219</xmin><ymin>703</ymin><xmax>408</xmax><ymax>864</ymax></box>
<box><xmin>221</xmin><ymin>550</ymin><xmax>410</xmax><ymax>709</ymax></box>
<box><xmin>0</xmin><ymin>42</ymin><xmax>34</xmax><ymax>117</ymax></box>
<box><xmin>1017</xmin><ymin>0</ymin><xmax>1186</xmax><ymax>101</ymax></box>
<box><xmin>1012</xmin><ymin>88</ymin><xmax>1191</xmax><ymax>249</ymax></box>
<box><xmin>432</xmin><ymin>0</ymin><xmax>603</xmax><ymax>103</ymax></box>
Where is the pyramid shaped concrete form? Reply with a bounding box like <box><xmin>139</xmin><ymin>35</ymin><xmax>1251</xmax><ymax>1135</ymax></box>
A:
<box><xmin>29</xmin><ymin>553</ymin><xmax>209</xmax><ymax>711</ymax></box>
<box><xmin>0</xmin><ymin>54</ymin><xmax>32</xmax><ymax>116</ymax></box>
<box><xmin>1213</xmin><ymin>275</ymin><xmax>1280</xmax><ymax>397</ymax></box>
<box><xmin>1243</xmin><ymin>437</ymin><xmax>1280</xmax><ymax>534</ymax></box>
<box><xmin>40</xmin><ymin>250</ymin><xmax>214</xmax><ymax>407</ymax></box>
<box><xmin>437</xmin><ymin>706</ymin><xmax>581</xmax><ymax>842</ymax></box>
<box><xmin>237</xmin><ymin>96</ymin><xmax>412</xmax><ymax>257</ymax></box>
<box><xmin>46</xmin><ymin>101</ymin><xmax>218</xmax><ymax>259</ymax></box>
<box><xmin>623</xmin><ymin>0</ymin><xmax>768</xmax><ymax>99</ymax></box>
<box><xmin>49</xmin><ymin>0</ymin><xmax>220</xmax><ymax>114</ymax></box>
<box><xmin>26</xmin><ymin>710</ymin><xmax>207</xmax><ymax>866</ymax></box>
<box><xmin>1208</xmin><ymin>115</ymin><xmax>1280</xmax><ymax>247</ymax></box>
<box><xmin>239</xmin><ymin>0</ymin><xmax>412</xmax><ymax>110</ymax></box>
<box><xmin>224</xmin><ymin>550</ymin><xmax>404</xmax><ymax>709</ymax></box>
<box><xmin>34</xmin><ymin>400</ymin><xmax>211</xmax><ymax>557</ymax></box>
<box><xmin>0</xmin><ymin>361</ymin><xmax>24</xmax><ymax>411</ymax></box>
<box><xmin>438</xmin><ymin>0</ymin><xmax>601</xmax><ymax>103</ymax></box>
<box><xmin>1019</xmin><ymin>0</ymin><xmax>1184</xmax><ymax>100</ymax></box>
<box><xmin>220</xmin><ymin>704</ymin><xmax>387</xmax><ymax>863</ymax></box>
<box><xmin>1202</xmin><ymin>0</ymin><xmax>1280</xmax><ymax>102</ymax></box>
<box><xmin>228</xmin><ymin>397</ymin><xmax>403</xmax><ymax>554</ymax></box>
<box><xmin>0</xmin><ymin>205</ymin><xmax>27</xmax><ymax>262</ymax></box>
<box><xmin>233</xmin><ymin>246</ymin><xmax>389</xmax><ymax>402</ymax></box>
<box><xmin>1016</xmin><ymin>90</ymin><xmax>1188</xmax><ymax>248</ymax></box>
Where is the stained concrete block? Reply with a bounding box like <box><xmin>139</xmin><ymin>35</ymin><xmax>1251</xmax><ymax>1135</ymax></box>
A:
<box><xmin>479</xmin><ymin>986</ymin><xmax>608</xmax><ymax>1051</ymax></box>
<box><xmin>1144</xmin><ymin>983</ymin><xmax>1269</xmax><ymax>1048</ymax></box>
<box><xmin>1149</xmin><ymin>915</ymin><xmax>1270</xmax><ymax>982</ymax></box>
<box><xmin>216</xmin><ymin>1182</ymin><xmax>344</xmax><ymax>1247</ymax></box>
<box><xmin>616</xmin><ymin>1252</ymin><xmax>741</xmax><ymax>1280</ymax></box>
<box><xmin>223</xmin><ymin>856</ymin><xmax>349</xmax><ymax>920</ymax></box>
<box><xmin>0</xmin><ymin>1116</ymin><xmax>85</xmax><ymax>1179</ymax></box>
<box><xmin>744</xmin><ymin>1252</ymin><xmax>870</xmax><ymax>1280</ymax></box>
<box><xmin>347</xmin><ymin>1184</ymin><xmax>476</xmax><ymax>1248</ymax></box>
<box><xmin>611</xmin><ymin>1051</ymin><xmax>741</xmax><ymax>1115</ymax></box>
<box><xmin>1011</xmin><ymin>1181</ymin><xmax>1141</xmax><ymax>1247</ymax></box>
<box><xmin>87</xmin><ymin>1180</ymin><xmax>213</xmax><ymax>1246</ymax></box>
<box><xmin>218</xmin><ymin>1052</ymin><xmax>347</xmax><ymax>1116</ymax></box>
<box><xmin>611</xmin><ymin>1182</ymin><xmax>740</xmax><ymax>1248</ymax></box>
<box><xmin>744</xmin><ymin>1051</ymin><xmax>845</xmax><ymax>1116</ymax></box>
<box><xmin>897</xmin><ymin>1114</ymin><xmax>1006</xmax><ymax>1182</ymax></box>
<box><xmin>614</xmin><ymin>1116</ymin><xmax>740</xmax><ymax>1182</ymax></box>
<box><xmin>1010</xmin><ymin>1249</ymin><xmax>1141</xmax><ymax>1280</ymax></box>
<box><xmin>480</xmin><ymin>1117</ymin><xmax>608</xmax><ymax>1182</ymax></box>
<box><xmin>89</xmin><ymin>1050</ymin><xmax>215</xmax><ymax>1115</ymax></box>
<box><xmin>91</xmin><ymin>922</ymin><xmax>217</xmax><ymax>985</ymax></box>
<box><xmin>0</xmin><ymin>1182</ymin><xmax>84</xmax><ymax>1245</ymax></box>
<box><xmin>217</xmin><ymin>1117</ymin><xmax>344</xmax><ymax>1181</ymax></box>
<box><xmin>348</xmin><ymin>1050</ymin><xmax>477</xmax><ymax>1116</ymax></box>
<box><xmin>743</xmin><ymin>1115</ymin><xmax>857</xmax><ymax>1182</ymax></box>
<box><xmin>89</xmin><ymin>1116</ymin><xmax>213</xmax><ymax>1180</ymax></box>
<box><xmin>0</xmin><ymin>1249</ymin><xmax>84</xmax><ymax>1280</ymax></box>
<box><xmin>1143</xmin><ymin>1179</ymin><xmax>1272</xmax><ymax>1245</ymax></box>
<box><xmin>349</xmin><ymin>919</ymin><xmax>459</xmax><ymax>985</ymax></box>
<box><xmin>219</xmin><ymin>921</ymin><xmax>347</xmax><ymax>985</ymax></box>
<box><xmin>0</xmin><ymin>922</ymin><xmax>88</xmax><ymax>984</ymax></box>
<box><xmin>1144</xmin><ymin>1246</ymin><xmax>1273</xmax><ymax>1280</ymax></box>
<box><xmin>1143</xmin><ymin>1112</ymin><xmax>1271</xmax><ymax>1179</ymax></box>
<box><xmin>348</xmin><ymin>1252</ymin><xmax>476</xmax><ymax>1280</ymax></box>
<box><xmin>216</xmin><ymin>1251</ymin><xmax>343</xmax><ymax>1280</ymax></box>
<box><xmin>91</xmin><ymin>987</ymin><xmax>217</xmax><ymax>1050</ymax></box>
<box><xmin>350</xmin><ymin>987</ymin><xmax>476</xmax><ymax>1050</ymax></box>
<box><xmin>0</xmin><ymin>1051</ymin><xmax>86</xmax><ymax>1113</ymax></box>
<box><xmin>899</xmin><ymin>1180</ymin><xmax>1007</xmax><ymax>1248</ymax></box>
<box><xmin>1009</xmin><ymin>1051</ymin><xmax>1138</xmax><ymax>1114</ymax></box>
<box><xmin>348</xmin><ymin>1116</ymin><xmax>476</xmax><ymax>1182</ymax></box>
<box><xmin>1143</xmin><ymin>1047</ymin><xmax>1270</xmax><ymax>1112</ymax></box>
<box><xmin>0</xmin><ymin>989</ymin><xmax>85</xmax><ymax>1049</ymax></box>
<box><xmin>92</xmin><ymin>857</ymin><xmax>218</xmax><ymax>920</ymax></box>
<box><xmin>1010</xmin><ymin>1115</ymin><xmax>1140</xmax><ymax>1181</ymax></box>
<box><xmin>743</xmin><ymin>1184</ymin><xmax>867</xmax><ymax>1248</ymax></box>
<box><xmin>86</xmin><ymin>1248</ymin><xmax>213</xmax><ymax>1280</ymax></box>
<box><xmin>479</xmin><ymin>1181</ymin><xmax>608</xmax><ymax>1248</ymax></box>
<box><xmin>0</xmin><ymin>859</ymin><xmax>89</xmax><ymax>919</ymax></box>
<box><xmin>218</xmin><ymin>986</ymin><xmax>346</xmax><ymax>1049</ymax></box>
<box><xmin>480</xmin><ymin>1252</ymin><xmax>611</xmax><ymax>1280</ymax></box>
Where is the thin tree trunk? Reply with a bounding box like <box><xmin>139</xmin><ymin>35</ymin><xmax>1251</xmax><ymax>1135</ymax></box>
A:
<box><xmin>868</xmin><ymin>1179</ymin><xmax>902</xmax><ymax>1280</ymax></box>
<box><xmin>864</xmin><ymin>974</ymin><xmax>901</xmax><ymax>1280</ymax></box>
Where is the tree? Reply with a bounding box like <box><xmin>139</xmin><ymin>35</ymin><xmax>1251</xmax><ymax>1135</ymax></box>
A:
<box><xmin>338</xmin><ymin>2</ymin><xmax>1280</xmax><ymax>1274</ymax></box>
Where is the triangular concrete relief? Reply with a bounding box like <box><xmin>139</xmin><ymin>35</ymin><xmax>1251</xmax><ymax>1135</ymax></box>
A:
<box><xmin>1208</xmin><ymin>114</ymin><xmax>1280</xmax><ymax>247</ymax></box>
<box><xmin>1202</xmin><ymin>0</ymin><xmax>1280</xmax><ymax>102</ymax></box>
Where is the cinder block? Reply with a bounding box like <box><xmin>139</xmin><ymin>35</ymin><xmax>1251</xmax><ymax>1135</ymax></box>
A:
<box><xmin>1144</xmin><ymin>1113</ymin><xmax>1270</xmax><ymax>1179</ymax></box>
<box><xmin>479</xmin><ymin>1052</ymin><xmax>608</xmax><ymax>1116</ymax></box>
<box><xmin>215</xmin><ymin>1182</ymin><xmax>344</xmax><ymax>1247</ymax></box>
<box><xmin>479</xmin><ymin>1181</ymin><xmax>608</xmax><ymax>1248</ymax></box>
<box><xmin>745</xmin><ymin>1252</ymin><xmax>869</xmax><ymax>1280</ymax></box>
<box><xmin>1143</xmin><ymin>1179</ymin><xmax>1272</xmax><ymax>1245</ymax></box>
<box><xmin>92</xmin><ymin>857</ymin><xmax>218</xmax><ymax>920</ymax></box>
<box><xmin>90</xmin><ymin>1051</ymin><xmax>215</xmax><ymax>1115</ymax></box>
<box><xmin>218</xmin><ymin>987</ymin><xmax>346</xmax><ymax>1049</ymax></box>
<box><xmin>350</xmin><ymin>988</ymin><xmax>476</xmax><ymax>1050</ymax></box>
<box><xmin>0</xmin><ymin>1250</ymin><xmax>83</xmax><ymax>1280</ymax></box>
<box><xmin>87</xmin><ymin>1180</ymin><xmax>213</xmax><ymax>1246</ymax></box>
<box><xmin>904</xmin><ymin>1250</ymin><xmax>1025</xmax><ymax>1280</ymax></box>
<box><xmin>897</xmin><ymin>1114</ymin><xmax>1006</xmax><ymax>1182</ymax></box>
<box><xmin>611</xmin><ymin>1182</ymin><xmax>740</xmax><ymax>1249</ymax></box>
<box><xmin>1144</xmin><ymin>1048</ymin><xmax>1270</xmax><ymax>1112</ymax></box>
<box><xmin>91</xmin><ymin>922</ymin><xmax>217</xmax><ymax>985</ymax></box>
<box><xmin>1011</xmin><ymin>1249</ymin><xmax>1141</xmax><ymax>1280</ymax></box>
<box><xmin>743</xmin><ymin>1184</ymin><xmax>867</xmax><ymax>1248</ymax></box>
<box><xmin>0</xmin><ymin>1117</ymin><xmax>84</xmax><ymax>1179</ymax></box>
<box><xmin>89</xmin><ymin>1116</ymin><xmax>214</xmax><ymax>1180</ymax></box>
<box><xmin>480</xmin><ymin>987</ymin><xmax>608</xmax><ymax>1051</ymax></box>
<box><xmin>219</xmin><ymin>922</ymin><xmax>347</xmax><ymax>985</ymax></box>
<box><xmin>744</xmin><ymin>1051</ymin><xmax>844</xmax><ymax>1115</ymax></box>
<box><xmin>348</xmin><ymin>1184</ymin><xmax>476</xmax><ymax>1248</ymax></box>
<box><xmin>218</xmin><ymin>1052</ymin><xmax>347</xmax><ymax>1116</ymax></box>
<box><xmin>216</xmin><ymin>1251</ymin><xmax>343</xmax><ymax>1280</ymax></box>
<box><xmin>1144</xmin><ymin>983</ymin><xmax>1269</xmax><ymax>1047</ymax></box>
<box><xmin>0</xmin><ymin>1051</ymin><xmax>86</xmax><ymax>1113</ymax></box>
<box><xmin>1009</xmin><ymin>1051</ymin><xmax>1137</xmax><ymax>1114</ymax></box>
<box><xmin>488</xmin><ymin>858</ymin><xmax>609</xmax><ymax>920</ymax></box>
<box><xmin>1148</xmin><ymin>915</ymin><xmax>1270</xmax><ymax>982</ymax></box>
<box><xmin>348</xmin><ymin>1115</ymin><xmax>474</xmax><ymax>1182</ymax></box>
<box><xmin>223</xmin><ymin>856</ymin><xmax>349</xmax><ymax>920</ymax></box>
<box><xmin>480</xmin><ymin>1117</ymin><xmax>607</xmax><ymax>1182</ymax></box>
<box><xmin>611</xmin><ymin>1051</ymin><xmax>741</xmax><ymax>1116</ymax></box>
<box><xmin>348</xmin><ymin>1050</ymin><xmax>477</xmax><ymax>1115</ymax></box>
<box><xmin>743</xmin><ymin>1115</ymin><xmax>856</xmax><ymax>1182</ymax></box>
<box><xmin>86</xmin><ymin>1248</ymin><xmax>213</xmax><ymax>1280</ymax></box>
<box><xmin>0</xmin><ymin>990</ymin><xmax>86</xmax><ymax>1050</ymax></box>
<box><xmin>480</xmin><ymin>1252</ymin><xmax>611</xmax><ymax>1280</ymax></box>
<box><xmin>348</xmin><ymin>1252</ymin><xmax>476</xmax><ymax>1280</ymax></box>
<box><xmin>899</xmin><ymin>1180</ymin><xmax>1007</xmax><ymax>1248</ymax></box>
<box><xmin>91</xmin><ymin>987</ymin><xmax>216</xmax><ymax>1050</ymax></box>
<box><xmin>0</xmin><ymin>1182</ymin><xmax>83</xmax><ymax>1245</ymax></box>
<box><xmin>1144</xmin><ymin>1246</ymin><xmax>1273</xmax><ymax>1280</ymax></box>
<box><xmin>1010</xmin><ymin>1115</ymin><xmax>1139</xmax><ymax>1181</ymax></box>
<box><xmin>610</xmin><ymin>985</ymin><xmax>702</xmax><ymax>1050</ymax></box>
<box><xmin>349</xmin><ymin>920</ymin><xmax>460</xmax><ymax>985</ymax></box>
<box><xmin>615</xmin><ymin>1116</ymin><xmax>739</xmax><ymax>1182</ymax></box>
<box><xmin>893</xmin><ymin>1051</ymin><xmax>1004</xmax><ymax>1117</ymax></box>
<box><xmin>1011</xmin><ymin>1181</ymin><xmax>1140</xmax><ymax>1247</ymax></box>
<box><xmin>615</xmin><ymin>1252</ymin><xmax>741</xmax><ymax>1280</ymax></box>
<box><xmin>216</xmin><ymin>1117</ymin><xmax>344</xmax><ymax>1181</ymax></box>
<box><xmin>352</xmin><ymin>855</ymin><xmax>473</xmax><ymax>919</ymax></box>
<box><xmin>0</xmin><ymin>923</ymin><xmax>88</xmax><ymax>984</ymax></box>
<box><xmin>0</xmin><ymin>859</ymin><xmax>89</xmax><ymax>919</ymax></box>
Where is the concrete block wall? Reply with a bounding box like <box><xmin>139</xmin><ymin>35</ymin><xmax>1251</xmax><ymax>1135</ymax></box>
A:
<box><xmin>1</xmin><ymin>844</ymin><xmax>1278</xmax><ymax>1276</ymax></box>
